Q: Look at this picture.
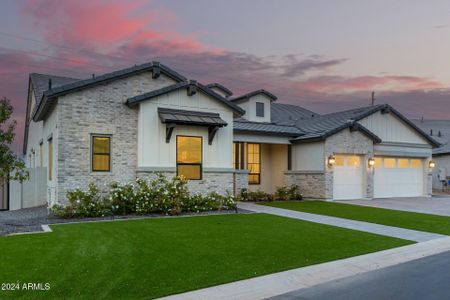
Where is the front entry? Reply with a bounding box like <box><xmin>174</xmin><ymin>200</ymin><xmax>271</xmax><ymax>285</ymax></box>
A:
<box><xmin>333</xmin><ymin>154</ymin><xmax>364</xmax><ymax>200</ymax></box>
<box><xmin>373</xmin><ymin>157</ymin><xmax>424</xmax><ymax>198</ymax></box>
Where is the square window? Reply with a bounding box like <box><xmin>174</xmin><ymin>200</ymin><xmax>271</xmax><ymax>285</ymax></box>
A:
<box><xmin>398</xmin><ymin>159</ymin><xmax>409</xmax><ymax>168</ymax></box>
<box><xmin>256</xmin><ymin>102</ymin><xmax>264</xmax><ymax>117</ymax></box>
<box><xmin>374</xmin><ymin>157</ymin><xmax>383</xmax><ymax>168</ymax></box>
<box><xmin>411</xmin><ymin>159</ymin><xmax>422</xmax><ymax>169</ymax></box>
<box><xmin>335</xmin><ymin>155</ymin><xmax>345</xmax><ymax>166</ymax></box>
<box><xmin>384</xmin><ymin>158</ymin><xmax>396</xmax><ymax>168</ymax></box>
<box><xmin>347</xmin><ymin>156</ymin><xmax>360</xmax><ymax>167</ymax></box>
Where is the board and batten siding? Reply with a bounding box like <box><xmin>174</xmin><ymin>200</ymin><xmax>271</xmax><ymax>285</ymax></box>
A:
<box><xmin>235</xmin><ymin>94</ymin><xmax>272</xmax><ymax>123</ymax></box>
<box><xmin>138</xmin><ymin>89</ymin><xmax>234</xmax><ymax>169</ymax></box>
<box><xmin>359</xmin><ymin>111</ymin><xmax>429</xmax><ymax>145</ymax></box>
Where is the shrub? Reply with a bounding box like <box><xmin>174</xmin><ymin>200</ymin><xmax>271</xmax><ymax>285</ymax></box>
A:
<box><xmin>238</xmin><ymin>188</ymin><xmax>274</xmax><ymax>202</ymax></box>
<box><xmin>274</xmin><ymin>185</ymin><xmax>303</xmax><ymax>201</ymax></box>
<box><xmin>109</xmin><ymin>182</ymin><xmax>136</xmax><ymax>215</ymax></box>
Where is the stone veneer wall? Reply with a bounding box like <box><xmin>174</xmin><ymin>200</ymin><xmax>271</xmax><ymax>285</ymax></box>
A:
<box><xmin>56</xmin><ymin>72</ymin><xmax>175</xmax><ymax>203</ymax></box>
<box><xmin>324</xmin><ymin>129</ymin><xmax>374</xmax><ymax>199</ymax></box>
<box><xmin>137</xmin><ymin>170</ymin><xmax>234</xmax><ymax>196</ymax></box>
<box><xmin>233</xmin><ymin>170</ymin><xmax>249</xmax><ymax>196</ymax></box>
<box><xmin>284</xmin><ymin>171</ymin><xmax>327</xmax><ymax>199</ymax></box>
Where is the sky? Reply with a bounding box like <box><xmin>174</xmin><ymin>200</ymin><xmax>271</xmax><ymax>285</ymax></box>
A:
<box><xmin>1</xmin><ymin>0</ymin><xmax>450</xmax><ymax>152</ymax></box>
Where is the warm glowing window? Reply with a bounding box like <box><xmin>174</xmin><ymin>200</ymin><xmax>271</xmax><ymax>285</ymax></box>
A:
<box><xmin>233</xmin><ymin>142</ymin><xmax>245</xmax><ymax>170</ymax></box>
<box><xmin>374</xmin><ymin>157</ymin><xmax>383</xmax><ymax>168</ymax></box>
<box><xmin>247</xmin><ymin>143</ymin><xmax>261</xmax><ymax>184</ymax></box>
<box><xmin>335</xmin><ymin>155</ymin><xmax>345</xmax><ymax>167</ymax></box>
<box><xmin>347</xmin><ymin>156</ymin><xmax>361</xmax><ymax>168</ymax></box>
<box><xmin>411</xmin><ymin>159</ymin><xmax>422</xmax><ymax>169</ymax></box>
<box><xmin>92</xmin><ymin>135</ymin><xmax>111</xmax><ymax>172</ymax></box>
<box><xmin>177</xmin><ymin>136</ymin><xmax>202</xmax><ymax>180</ymax></box>
<box><xmin>39</xmin><ymin>142</ymin><xmax>43</xmax><ymax>167</ymax></box>
<box><xmin>48</xmin><ymin>138</ymin><xmax>53</xmax><ymax>180</ymax></box>
<box><xmin>398</xmin><ymin>159</ymin><xmax>409</xmax><ymax>169</ymax></box>
<box><xmin>384</xmin><ymin>158</ymin><xmax>396</xmax><ymax>168</ymax></box>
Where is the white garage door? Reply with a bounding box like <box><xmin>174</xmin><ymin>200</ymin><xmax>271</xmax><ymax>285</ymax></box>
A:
<box><xmin>333</xmin><ymin>155</ymin><xmax>364</xmax><ymax>200</ymax></box>
<box><xmin>374</xmin><ymin>157</ymin><xmax>424</xmax><ymax>198</ymax></box>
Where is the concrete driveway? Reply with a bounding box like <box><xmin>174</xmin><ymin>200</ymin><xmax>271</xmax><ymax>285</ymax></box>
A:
<box><xmin>337</xmin><ymin>197</ymin><xmax>450</xmax><ymax>216</ymax></box>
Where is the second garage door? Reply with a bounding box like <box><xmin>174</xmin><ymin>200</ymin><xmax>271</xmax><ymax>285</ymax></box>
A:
<box><xmin>374</xmin><ymin>157</ymin><xmax>424</xmax><ymax>198</ymax></box>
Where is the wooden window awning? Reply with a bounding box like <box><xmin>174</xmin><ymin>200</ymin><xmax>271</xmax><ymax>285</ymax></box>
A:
<box><xmin>158</xmin><ymin>108</ymin><xmax>227</xmax><ymax>144</ymax></box>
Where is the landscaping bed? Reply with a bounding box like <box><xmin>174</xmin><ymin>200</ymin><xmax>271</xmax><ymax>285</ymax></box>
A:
<box><xmin>0</xmin><ymin>213</ymin><xmax>412</xmax><ymax>299</ymax></box>
<box><xmin>261</xmin><ymin>201</ymin><xmax>450</xmax><ymax>235</ymax></box>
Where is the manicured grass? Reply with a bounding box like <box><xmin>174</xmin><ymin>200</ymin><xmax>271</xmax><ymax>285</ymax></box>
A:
<box><xmin>261</xmin><ymin>201</ymin><xmax>450</xmax><ymax>235</ymax></box>
<box><xmin>0</xmin><ymin>214</ymin><xmax>411</xmax><ymax>299</ymax></box>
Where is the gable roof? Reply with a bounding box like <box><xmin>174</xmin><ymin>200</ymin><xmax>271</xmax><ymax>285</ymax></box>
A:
<box><xmin>231</xmin><ymin>89</ymin><xmax>277</xmax><ymax>103</ymax></box>
<box><xmin>33</xmin><ymin>61</ymin><xmax>187</xmax><ymax>122</ymax></box>
<box><xmin>291</xmin><ymin>104</ymin><xmax>440</xmax><ymax>147</ymax></box>
<box><xmin>206</xmin><ymin>83</ymin><xmax>233</xmax><ymax>97</ymax></box>
<box><xmin>126</xmin><ymin>80</ymin><xmax>245</xmax><ymax>116</ymax></box>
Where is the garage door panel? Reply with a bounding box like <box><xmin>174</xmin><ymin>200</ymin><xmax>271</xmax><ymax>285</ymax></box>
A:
<box><xmin>374</xmin><ymin>157</ymin><xmax>424</xmax><ymax>198</ymax></box>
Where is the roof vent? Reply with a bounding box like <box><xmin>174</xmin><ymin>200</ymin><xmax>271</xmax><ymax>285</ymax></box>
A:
<box><xmin>48</xmin><ymin>78</ymin><xmax>52</xmax><ymax>90</ymax></box>
<box><xmin>187</xmin><ymin>80</ymin><xmax>197</xmax><ymax>96</ymax></box>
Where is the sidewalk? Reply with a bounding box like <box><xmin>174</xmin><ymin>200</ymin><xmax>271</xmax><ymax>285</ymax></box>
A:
<box><xmin>159</xmin><ymin>236</ymin><xmax>450</xmax><ymax>300</ymax></box>
<box><xmin>237</xmin><ymin>202</ymin><xmax>445</xmax><ymax>242</ymax></box>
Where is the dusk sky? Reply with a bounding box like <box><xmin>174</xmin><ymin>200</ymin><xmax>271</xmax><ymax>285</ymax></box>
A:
<box><xmin>1</xmin><ymin>0</ymin><xmax>450</xmax><ymax>152</ymax></box>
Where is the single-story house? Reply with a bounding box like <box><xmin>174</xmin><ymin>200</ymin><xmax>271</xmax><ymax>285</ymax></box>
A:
<box><xmin>412</xmin><ymin>120</ymin><xmax>450</xmax><ymax>191</ymax></box>
<box><xmin>8</xmin><ymin>61</ymin><xmax>440</xmax><ymax>210</ymax></box>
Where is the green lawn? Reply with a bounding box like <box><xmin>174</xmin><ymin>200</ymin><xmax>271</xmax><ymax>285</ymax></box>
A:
<box><xmin>0</xmin><ymin>214</ymin><xmax>411</xmax><ymax>299</ymax></box>
<box><xmin>261</xmin><ymin>201</ymin><xmax>450</xmax><ymax>235</ymax></box>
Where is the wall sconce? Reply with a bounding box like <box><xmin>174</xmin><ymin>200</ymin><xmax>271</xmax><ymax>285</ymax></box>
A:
<box><xmin>328</xmin><ymin>155</ymin><xmax>336</xmax><ymax>166</ymax></box>
<box><xmin>429</xmin><ymin>161</ymin><xmax>436</xmax><ymax>169</ymax></box>
<box><xmin>368</xmin><ymin>158</ymin><xmax>376</xmax><ymax>167</ymax></box>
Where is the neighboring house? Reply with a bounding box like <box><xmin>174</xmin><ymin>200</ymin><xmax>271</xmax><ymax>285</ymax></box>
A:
<box><xmin>412</xmin><ymin>120</ymin><xmax>450</xmax><ymax>191</ymax></box>
<box><xmin>11</xmin><ymin>61</ymin><xmax>439</xmax><ymax>210</ymax></box>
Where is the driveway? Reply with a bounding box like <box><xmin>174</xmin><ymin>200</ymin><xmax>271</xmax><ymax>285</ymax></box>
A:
<box><xmin>337</xmin><ymin>197</ymin><xmax>450</xmax><ymax>216</ymax></box>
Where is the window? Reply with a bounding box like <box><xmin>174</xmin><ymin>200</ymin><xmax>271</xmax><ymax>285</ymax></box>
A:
<box><xmin>233</xmin><ymin>142</ymin><xmax>245</xmax><ymax>170</ymax></box>
<box><xmin>384</xmin><ymin>158</ymin><xmax>396</xmax><ymax>168</ymax></box>
<box><xmin>374</xmin><ymin>157</ymin><xmax>383</xmax><ymax>169</ymax></box>
<box><xmin>335</xmin><ymin>155</ymin><xmax>345</xmax><ymax>167</ymax></box>
<box><xmin>256</xmin><ymin>102</ymin><xmax>264</xmax><ymax>117</ymax></box>
<box><xmin>92</xmin><ymin>135</ymin><xmax>111</xmax><ymax>172</ymax></box>
<box><xmin>398</xmin><ymin>159</ymin><xmax>409</xmax><ymax>169</ymax></box>
<box><xmin>39</xmin><ymin>142</ymin><xmax>43</xmax><ymax>167</ymax></box>
<box><xmin>177</xmin><ymin>136</ymin><xmax>202</xmax><ymax>180</ymax></box>
<box><xmin>48</xmin><ymin>138</ymin><xmax>53</xmax><ymax>180</ymax></box>
<box><xmin>347</xmin><ymin>156</ymin><xmax>361</xmax><ymax>167</ymax></box>
<box><xmin>247</xmin><ymin>143</ymin><xmax>261</xmax><ymax>184</ymax></box>
<box><xmin>411</xmin><ymin>159</ymin><xmax>422</xmax><ymax>169</ymax></box>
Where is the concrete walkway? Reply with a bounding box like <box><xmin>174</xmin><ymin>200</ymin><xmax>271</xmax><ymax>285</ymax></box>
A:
<box><xmin>337</xmin><ymin>197</ymin><xmax>450</xmax><ymax>216</ymax></box>
<box><xmin>158</xmin><ymin>236</ymin><xmax>450</xmax><ymax>300</ymax></box>
<box><xmin>237</xmin><ymin>202</ymin><xmax>445</xmax><ymax>242</ymax></box>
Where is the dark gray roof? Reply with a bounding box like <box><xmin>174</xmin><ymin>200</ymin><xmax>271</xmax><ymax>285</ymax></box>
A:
<box><xmin>412</xmin><ymin>119</ymin><xmax>450</xmax><ymax>155</ymax></box>
<box><xmin>231</xmin><ymin>89</ymin><xmax>277</xmax><ymax>103</ymax></box>
<box><xmin>158</xmin><ymin>107</ymin><xmax>227</xmax><ymax>127</ymax></box>
<box><xmin>30</xmin><ymin>73</ymin><xmax>80</xmax><ymax>104</ymax></box>
<box><xmin>233</xmin><ymin>118</ymin><xmax>302</xmax><ymax>136</ymax></box>
<box><xmin>126</xmin><ymin>81</ymin><xmax>245</xmax><ymax>115</ymax></box>
<box><xmin>291</xmin><ymin>104</ymin><xmax>440</xmax><ymax>147</ymax></box>
<box><xmin>33</xmin><ymin>61</ymin><xmax>187</xmax><ymax>122</ymax></box>
<box><xmin>206</xmin><ymin>83</ymin><xmax>233</xmax><ymax>97</ymax></box>
<box><xmin>271</xmin><ymin>103</ymin><xmax>319</xmax><ymax>125</ymax></box>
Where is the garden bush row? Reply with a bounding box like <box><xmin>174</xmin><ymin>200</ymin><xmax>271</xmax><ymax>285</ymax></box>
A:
<box><xmin>238</xmin><ymin>185</ymin><xmax>303</xmax><ymax>202</ymax></box>
<box><xmin>50</xmin><ymin>174</ymin><xmax>236</xmax><ymax>218</ymax></box>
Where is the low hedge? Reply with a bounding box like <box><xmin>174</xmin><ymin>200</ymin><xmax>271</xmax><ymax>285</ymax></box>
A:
<box><xmin>238</xmin><ymin>185</ymin><xmax>303</xmax><ymax>202</ymax></box>
<box><xmin>50</xmin><ymin>174</ymin><xmax>236</xmax><ymax>218</ymax></box>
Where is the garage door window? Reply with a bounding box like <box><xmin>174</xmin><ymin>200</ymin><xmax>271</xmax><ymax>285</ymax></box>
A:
<box><xmin>384</xmin><ymin>158</ymin><xmax>396</xmax><ymax>168</ymax></box>
<box><xmin>374</xmin><ymin>157</ymin><xmax>383</xmax><ymax>168</ymax></box>
<box><xmin>397</xmin><ymin>159</ymin><xmax>409</xmax><ymax>169</ymax></box>
<box><xmin>411</xmin><ymin>159</ymin><xmax>422</xmax><ymax>168</ymax></box>
<box><xmin>347</xmin><ymin>156</ymin><xmax>360</xmax><ymax>167</ymax></box>
<box><xmin>335</xmin><ymin>155</ymin><xmax>345</xmax><ymax>166</ymax></box>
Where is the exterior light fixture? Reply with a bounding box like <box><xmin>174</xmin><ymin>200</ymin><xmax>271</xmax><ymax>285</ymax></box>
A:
<box><xmin>328</xmin><ymin>155</ymin><xmax>336</xmax><ymax>166</ymax></box>
<box><xmin>368</xmin><ymin>158</ymin><xmax>376</xmax><ymax>167</ymax></box>
<box><xmin>429</xmin><ymin>161</ymin><xmax>436</xmax><ymax>169</ymax></box>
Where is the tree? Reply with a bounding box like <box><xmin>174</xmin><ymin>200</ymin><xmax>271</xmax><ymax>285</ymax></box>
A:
<box><xmin>0</xmin><ymin>96</ymin><xmax>28</xmax><ymax>182</ymax></box>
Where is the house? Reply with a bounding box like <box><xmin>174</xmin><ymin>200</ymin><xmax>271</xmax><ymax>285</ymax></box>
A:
<box><xmin>412</xmin><ymin>120</ymin><xmax>450</xmax><ymax>191</ymax></box>
<box><xmin>10</xmin><ymin>61</ymin><xmax>439</xmax><ymax>210</ymax></box>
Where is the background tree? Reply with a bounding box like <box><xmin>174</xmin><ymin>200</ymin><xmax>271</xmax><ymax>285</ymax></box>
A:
<box><xmin>0</xmin><ymin>96</ymin><xmax>28</xmax><ymax>182</ymax></box>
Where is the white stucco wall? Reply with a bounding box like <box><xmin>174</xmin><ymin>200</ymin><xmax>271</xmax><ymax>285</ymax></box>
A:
<box><xmin>138</xmin><ymin>89</ymin><xmax>234</xmax><ymax>170</ymax></box>
<box><xmin>291</xmin><ymin>141</ymin><xmax>325</xmax><ymax>171</ymax></box>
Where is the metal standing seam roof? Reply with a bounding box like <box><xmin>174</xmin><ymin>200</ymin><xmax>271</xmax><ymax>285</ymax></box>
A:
<box><xmin>230</xmin><ymin>89</ymin><xmax>278</xmax><ymax>103</ymax></box>
<box><xmin>233</xmin><ymin>119</ymin><xmax>303</xmax><ymax>136</ymax></box>
<box><xmin>270</xmin><ymin>103</ymin><xmax>319</xmax><ymax>125</ymax></box>
<box><xmin>158</xmin><ymin>108</ymin><xmax>227</xmax><ymax>127</ymax></box>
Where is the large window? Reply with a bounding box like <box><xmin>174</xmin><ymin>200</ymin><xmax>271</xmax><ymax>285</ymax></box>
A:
<box><xmin>92</xmin><ymin>135</ymin><xmax>111</xmax><ymax>172</ymax></box>
<box><xmin>177</xmin><ymin>136</ymin><xmax>202</xmax><ymax>180</ymax></box>
<box><xmin>233</xmin><ymin>142</ymin><xmax>245</xmax><ymax>170</ymax></box>
<box><xmin>48</xmin><ymin>138</ymin><xmax>53</xmax><ymax>180</ymax></box>
<box><xmin>247</xmin><ymin>143</ymin><xmax>261</xmax><ymax>185</ymax></box>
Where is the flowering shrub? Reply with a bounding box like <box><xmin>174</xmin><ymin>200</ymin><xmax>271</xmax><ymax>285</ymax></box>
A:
<box><xmin>50</xmin><ymin>174</ymin><xmax>237</xmax><ymax>218</ymax></box>
<box><xmin>238</xmin><ymin>185</ymin><xmax>303</xmax><ymax>202</ymax></box>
